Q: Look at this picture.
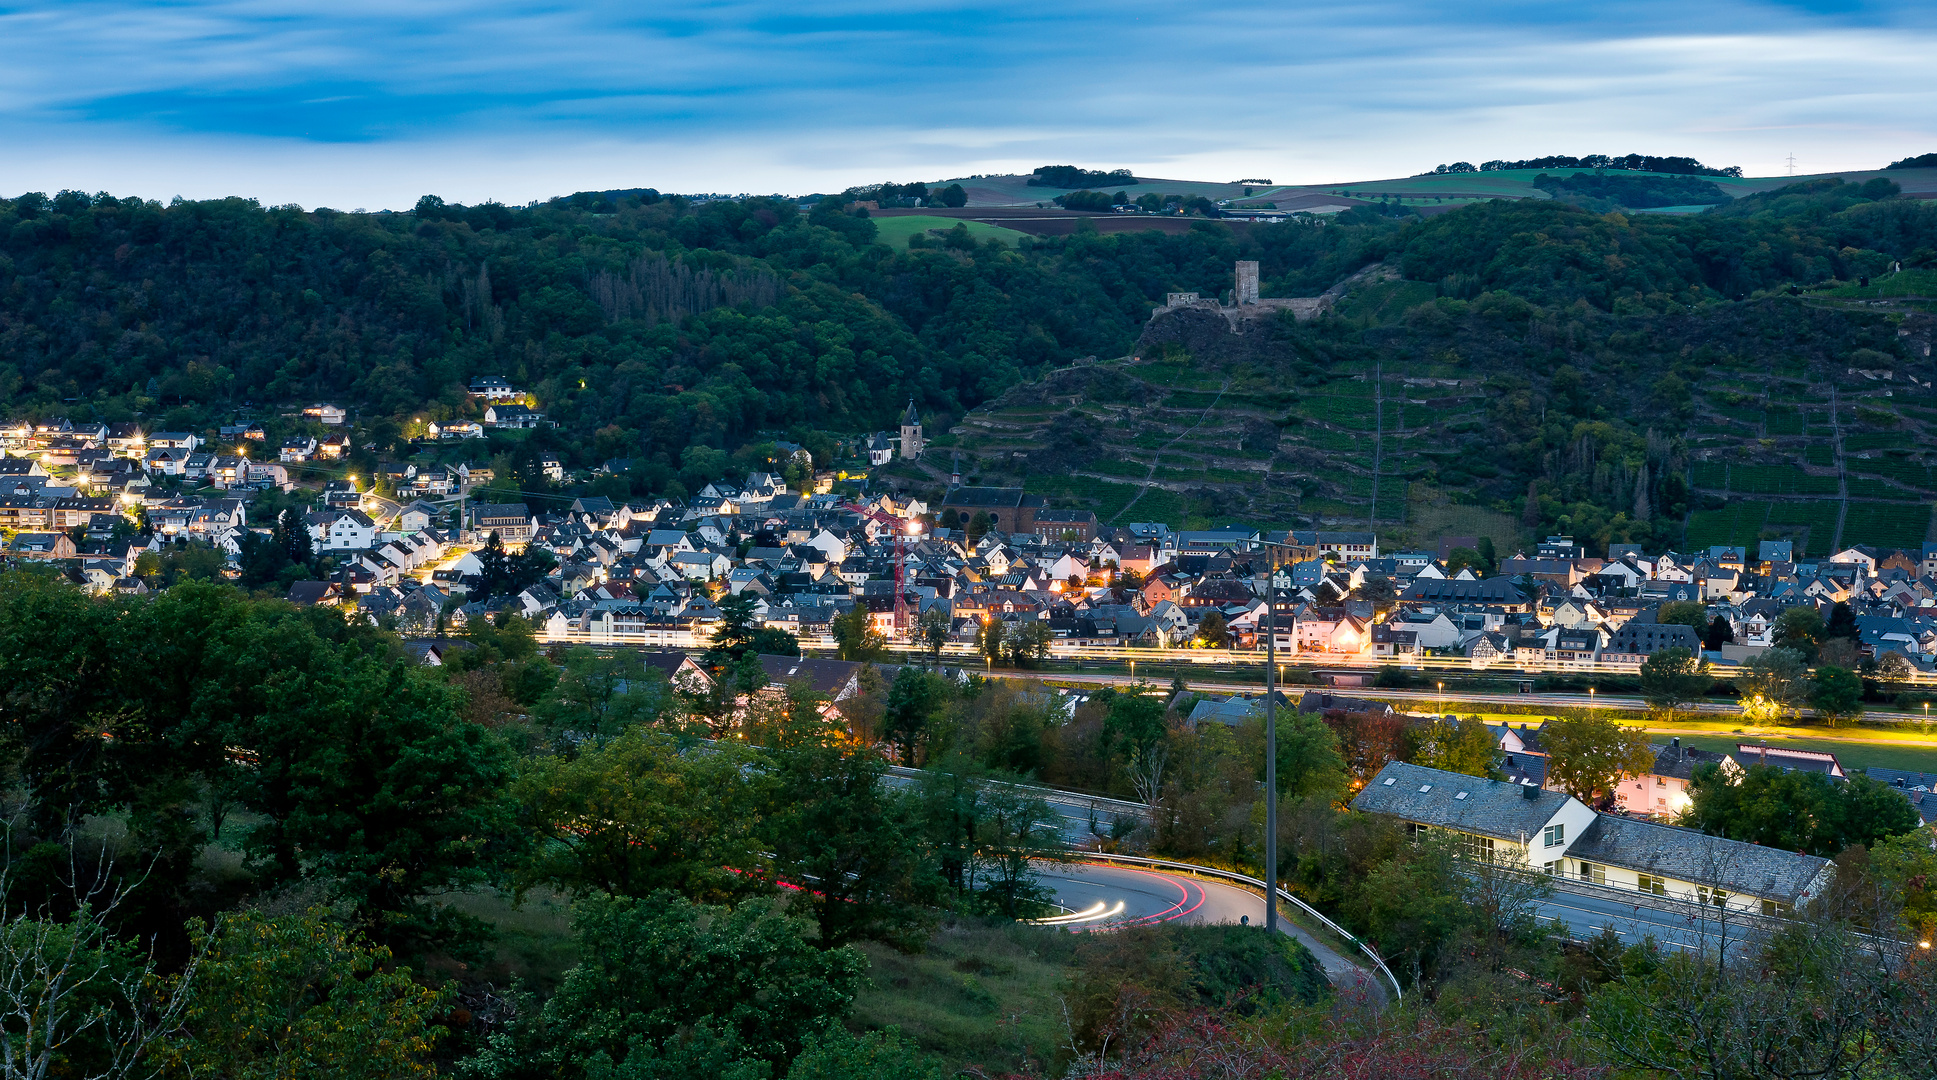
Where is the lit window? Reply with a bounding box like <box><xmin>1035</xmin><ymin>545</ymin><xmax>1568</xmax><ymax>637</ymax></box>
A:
<box><xmin>1637</xmin><ymin>875</ymin><xmax>1667</xmax><ymax>896</ymax></box>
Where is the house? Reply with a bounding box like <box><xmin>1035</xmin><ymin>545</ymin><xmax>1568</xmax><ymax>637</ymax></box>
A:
<box><xmin>279</xmin><ymin>436</ymin><xmax>318</xmax><ymax>462</ymax></box>
<box><xmin>1605</xmin><ymin>618</ymin><xmax>1702</xmax><ymax>658</ymax></box>
<box><xmin>484</xmin><ymin>403</ymin><xmax>542</xmax><ymax>429</ymax></box>
<box><xmin>148</xmin><ymin>431</ymin><xmax>201</xmax><ymax>451</ymax></box>
<box><xmin>940</xmin><ymin>487</ymin><xmax>1048</xmax><ymax>534</ymax></box>
<box><xmin>865</xmin><ymin>432</ymin><xmax>895</xmax><ymax>466</ymax></box>
<box><xmin>305</xmin><ymin>509</ymin><xmax>379</xmax><ymax>551</ymax></box>
<box><xmin>1034</xmin><ymin>509</ymin><xmax>1099</xmax><ymax>541</ymax></box>
<box><xmin>8</xmin><ymin>532</ymin><xmax>76</xmax><ymax>560</ymax></box>
<box><xmin>756</xmin><ymin>654</ymin><xmax>863</xmax><ymax>709</ymax></box>
<box><xmin>302</xmin><ymin>403</ymin><xmax>347</xmax><ymax>425</ymax></box>
<box><xmin>319</xmin><ymin>433</ymin><xmax>351</xmax><ymax>459</ymax></box>
<box><xmin>473</xmin><ymin>503</ymin><xmax>534</xmax><ymax>543</ymax></box>
<box><xmin>1295</xmin><ymin>692</ymin><xmax>1392</xmax><ymax>717</ymax></box>
<box><xmin>1611</xmin><ymin>737</ymin><xmax>1739</xmax><ymax>817</ymax></box>
<box><xmin>398</xmin><ymin>500</ymin><xmax>443</xmax><ymax>534</ymax></box>
<box><xmin>1353</xmin><ymin>761</ymin><xmax>1833</xmax><ymax>915</ymax></box>
<box><xmin>286</xmin><ymin>580</ymin><xmax>342</xmax><ymax>606</ymax></box>
<box><xmin>468</xmin><ymin>375</ymin><xmax>522</xmax><ymax>401</ymax></box>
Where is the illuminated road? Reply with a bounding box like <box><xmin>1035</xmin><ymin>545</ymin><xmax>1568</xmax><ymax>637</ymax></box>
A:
<box><xmin>1036</xmin><ymin>861</ymin><xmax>1385</xmax><ymax>999</ymax></box>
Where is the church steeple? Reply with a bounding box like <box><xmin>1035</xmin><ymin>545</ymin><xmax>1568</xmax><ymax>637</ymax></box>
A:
<box><xmin>899</xmin><ymin>398</ymin><xmax>924</xmax><ymax>460</ymax></box>
<box><xmin>950</xmin><ymin>451</ymin><xmax>962</xmax><ymax>489</ymax></box>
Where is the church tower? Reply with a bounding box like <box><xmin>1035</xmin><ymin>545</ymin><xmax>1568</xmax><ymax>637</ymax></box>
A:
<box><xmin>950</xmin><ymin>451</ymin><xmax>962</xmax><ymax>488</ymax></box>
<box><xmin>899</xmin><ymin>399</ymin><xmax>923</xmax><ymax>459</ymax></box>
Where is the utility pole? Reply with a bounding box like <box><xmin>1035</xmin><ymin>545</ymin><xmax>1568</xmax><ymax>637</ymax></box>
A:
<box><xmin>1263</xmin><ymin>551</ymin><xmax>1278</xmax><ymax>936</ymax></box>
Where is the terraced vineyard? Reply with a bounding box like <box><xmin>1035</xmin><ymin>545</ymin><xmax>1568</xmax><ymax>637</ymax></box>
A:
<box><xmin>928</xmin><ymin>267</ymin><xmax>1937</xmax><ymax>548</ymax></box>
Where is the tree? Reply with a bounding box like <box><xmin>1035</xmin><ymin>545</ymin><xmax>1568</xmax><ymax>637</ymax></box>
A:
<box><xmin>1657</xmin><ymin>600</ymin><xmax>1708</xmax><ymax>636</ymax></box>
<box><xmin>937</xmin><ymin>183</ymin><xmax>967</xmax><ymax>208</ymax></box>
<box><xmin>0</xmin><ymin>870</ymin><xmax>202</xmax><ymax>1080</ymax></box>
<box><xmin>1737</xmin><ymin>646</ymin><xmax>1809</xmax><ymax>722</ymax></box>
<box><xmin>830</xmin><ymin>604</ymin><xmax>884</xmax><ymax>664</ymax></box>
<box><xmin>1194</xmin><ymin>611</ymin><xmax>1229</xmax><ymax>648</ymax></box>
<box><xmin>1407</xmin><ymin>716</ymin><xmax>1498</xmax><ymax>778</ymax></box>
<box><xmin>882</xmin><ymin>667</ymin><xmax>950</xmax><ymax>766</ymax></box>
<box><xmin>1638</xmin><ymin>646</ymin><xmax>1709</xmax><ymax>723</ymax></box>
<box><xmin>1005</xmin><ymin>619</ymin><xmax>1053</xmax><ymax>666</ymax></box>
<box><xmin>1773</xmin><ymin>605</ymin><xmax>1825</xmax><ymax>656</ymax></box>
<box><xmin>156</xmin><ymin>910</ymin><xmax>445</xmax><ymax>1080</ymax></box>
<box><xmin>1445</xmin><ymin>547</ymin><xmax>1483</xmax><ymax>576</ymax></box>
<box><xmin>1540</xmin><ymin>713</ymin><xmax>1655</xmax><ymax>805</ymax></box>
<box><xmin>1350</xmin><ymin>574</ymin><xmax>1398</xmax><ymax>613</ymax></box>
<box><xmin>916</xmin><ymin>606</ymin><xmax>951</xmax><ymax>661</ymax></box>
<box><xmin>1684</xmin><ymin>763</ymin><xmax>1918</xmax><ymax>856</ymax></box>
<box><xmin>704</xmin><ymin>589</ymin><xmax>761</xmax><ymax>666</ymax></box>
<box><xmin>974</xmin><ymin>617</ymin><xmax>1005</xmax><ymax>664</ymax></box>
<box><xmin>1809</xmin><ymin>664</ymin><xmax>1864</xmax><ymax>726</ymax></box>
<box><xmin>1476</xmin><ymin>535</ymin><xmax>1498</xmax><ymax>573</ymax></box>
<box><xmin>513</xmin><ymin>729</ymin><xmax>771</xmax><ymax>903</ymax></box>
<box><xmin>1825</xmin><ymin>599</ymin><xmax>1858</xmax><ymax>641</ymax></box>
<box><xmin>475</xmin><ymin>893</ymin><xmax>868</xmax><ymax>1079</ymax></box>
<box><xmin>768</xmin><ymin>741</ymin><xmax>941</xmax><ymax>951</ymax></box>
<box><xmin>966</xmin><ymin>510</ymin><xmax>991</xmax><ymax>543</ymax></box>
<box><xmin>1703</xmin><ymin>614</ymin><xmax>1734</xmax><ymax>650</ymax></box>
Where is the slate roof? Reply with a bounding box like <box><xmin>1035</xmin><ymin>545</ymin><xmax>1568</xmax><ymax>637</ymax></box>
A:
<box><xmin>1400</xmin><ymin>578</ymin><xmax>1521</xmax><ymax>604</ymax></box>
<box><xmin>1351</xmin><ymin>761</ymin><xmax>1570</xmax><ymax>843</ymax></box>
<box><xmin>1607</xmin><ymin>620</ymin><xmax>1701</xmax><ymax>656</ymax></box>
<box><xmin>757</xmin><ymin>654</ymin><xmax>861</xmax><ymax>698</ymax></box>
<box><xmin>1566</xmin><ymin>814</ymin><xmax>1832</xmax><ymax>904</ymax></box>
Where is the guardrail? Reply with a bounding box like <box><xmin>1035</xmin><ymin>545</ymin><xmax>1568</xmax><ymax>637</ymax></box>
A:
<box><xmin>1075</xmin><ymin>851</ymin><xmax>1404</xmax><ymax>1002</ymax></box>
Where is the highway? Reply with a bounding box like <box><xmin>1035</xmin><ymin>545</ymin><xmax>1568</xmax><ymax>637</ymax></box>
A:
<box><xmin>1534</xmin><ymin>884</ymin><xmax>1757</xmax><ymax>956</ymax></box>
<box><xmin>1035</xmin><ymin>861</ymin><xmax>1387</xmax><ymax>999</ymax></box>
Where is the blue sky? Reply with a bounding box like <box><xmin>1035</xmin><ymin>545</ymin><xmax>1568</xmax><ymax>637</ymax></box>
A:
<box><xmin>1</xmin><ymin>0</ymin><xmax>1933</xmax><ymax>207</ymax></box>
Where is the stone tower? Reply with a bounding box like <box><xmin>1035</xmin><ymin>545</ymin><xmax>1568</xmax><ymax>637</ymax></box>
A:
<box><xmin>899</xmin><ymin>399</ymin><xmax>924</xmax><ymax>459</ymax></box>
<box><xmin>1235</xmin><ymin>260</ymin><xmax>1260</xmax><ymax>305</ymax></box>
<box><xmin>950</xmin><ymin>451</ymin><xmax>962</xmax><ymax>488</ymax></box>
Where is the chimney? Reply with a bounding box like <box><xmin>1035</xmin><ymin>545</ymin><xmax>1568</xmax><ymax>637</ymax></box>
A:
<box><xmin>1672</xmin><ymin>736</ymin><xmax>1681</xmax><ymax>761</ymax></box>
<box><xmin>1522</xmin><ymin>783</ymin><xmax>1541</xmax><ymax>800</ymax></box>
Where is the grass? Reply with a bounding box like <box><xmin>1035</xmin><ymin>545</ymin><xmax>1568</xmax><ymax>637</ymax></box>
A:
<box><xmin>870</xmin><ymin>215</ymin><xmax>1034</xmax><ymax>249</ymax></box>
<box><xmin>1841</xmin><ymin>502</ymin><xmax>1933</xmax><ymax>548</ymax></box>
<box><xmin>430</xmin><ymin>886</ymin><xmax>579</xmax><ymax>989</ymax></box>
<box><xmin>853</xmin><ymin>919</ymin><xmax>1080</xmax><ymax>1076</ymax></box>
<box><xmin>1808</xmin><ymin>268</ymin><xmax>1937</xmax><ymax>300</ymax></box>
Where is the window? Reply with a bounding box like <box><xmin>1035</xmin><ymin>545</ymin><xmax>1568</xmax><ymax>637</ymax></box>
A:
<box><xmin>1697</xmin><ymin>886</ymin><xmax>1729</xmax><ymax>907</ymax></box>
<box><xmin>1543</xmin><ymin>823</ymin><xmax>1565</xmax><ymax>848</ymax></box>
<box><xmin>1579</xmin><ymin>861</ymin><xmax>1605</xmax><ymax>886</ymax></box>
<box><xmin>1543</xmin><ymin>861</ymin><xmax>1558</xmax><ymax>875</ymax></box>
<box><xmin>1656</xmin><ymin>776</ymin><xmax>1666</xmax><ymax>787</ymax></box>
<box><xmin>1760</xmin><ymin>899</ymin><xmax>1792</xmax><ymax>918</ymax></box>
<box><xmin>1637</xmin><ymin>875</ymin><xmax>1668</xmax><ymax>897</ymax></box>
<box><xmin>1458</xmin><ymin>833</ymin><xmax>1495</xmax><ymax>861</ymax></box>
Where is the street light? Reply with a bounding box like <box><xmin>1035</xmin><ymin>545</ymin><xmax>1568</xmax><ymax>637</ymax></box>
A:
<box><xmin>1437</xmin><ymin>681</ymin><xmax>1444</xmax><ymax>715</ymax></box>
<box><xmin>1589</xmin><ymin>686</ymin><xmax>1596</xmax><ymax>714</ymax></box>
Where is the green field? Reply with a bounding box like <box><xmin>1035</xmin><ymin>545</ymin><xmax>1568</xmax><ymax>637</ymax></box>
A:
<box><xmin>869</xmin><ymin>215</ymin><xmax>1033</xmax><ymax>249</ymax></box>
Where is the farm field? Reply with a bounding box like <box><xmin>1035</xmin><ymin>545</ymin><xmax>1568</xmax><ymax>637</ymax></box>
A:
<box><xmin>868</xmin><ymin>214</ymin><xmax>1033</xmax><ymax>248</ymax></box>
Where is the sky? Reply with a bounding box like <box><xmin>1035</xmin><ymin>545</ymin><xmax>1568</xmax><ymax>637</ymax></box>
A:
<box><xmin>1</xmin><ymin>0</ymin><xmax>1934</xmax><ymax>209</ymax></box>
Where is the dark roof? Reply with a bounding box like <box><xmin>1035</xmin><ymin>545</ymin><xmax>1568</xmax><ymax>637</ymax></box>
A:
<box><xmin>285</xmin><ymin>581</ymin><xmax>335</xmax><ymax>606</ymax></box>
<box><xmin>1351</xmin><ymin>761</ymin><xmax>1571</xmax><ymax>843</ymax></box>
<box><xmin>1649</xmin><ymin>740</ymin><xmax>1733</xmax><ymax>781</ymax></box>
<box><xmin>941</xmin><ymin>487</ymin><xmax>1027</xmax><ymax>509</ymax></box>
<box><xmin>1297</xmin><ymin>692</ymin><xmax>1391</xmax><ymax>716</ymax></box>
<box><xmin>1400</xmin><ymin>578</ymin><xmax>1521</xmax><ymax>604</ymax></box>
<box><xmin>1863</xmin><ymin>766</ymin><xmax>1937</xmax><ymax>825</ymax></box>
<box><xmin>1607</xmin><ymin>621</ymin><xmax>1701</xmax><ymax>655</ymax></box>
<box><xmin>757</xmin><ymin>654</ymin><xmax>861</xmax><ymax>697</ymax></box>
<box><xmin>1566</xmin><ymin>814</ymin><xmax>1831</xmax><ymax>904</ymax></box>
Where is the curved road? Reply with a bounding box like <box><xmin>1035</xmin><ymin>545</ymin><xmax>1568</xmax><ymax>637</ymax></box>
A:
<box><xmin>1036</xmin><ymin>861</ymin><xmax>1386</xmax><ymax>999</ymax></box>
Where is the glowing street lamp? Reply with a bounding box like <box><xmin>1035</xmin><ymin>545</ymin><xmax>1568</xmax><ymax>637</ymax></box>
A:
<box><xmin>1437</xmin><ymin>681</ymin><xmax>1444</xmax><ymax>715</ymax></box>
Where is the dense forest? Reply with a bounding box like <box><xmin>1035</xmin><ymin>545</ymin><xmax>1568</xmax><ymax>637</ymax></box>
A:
<box><xmin>2</xmin><ymin>177</ymin><xmax>1936</xmax><ymax>535</ymax></box>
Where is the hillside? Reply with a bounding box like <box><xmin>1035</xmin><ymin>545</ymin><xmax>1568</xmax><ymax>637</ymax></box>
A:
<box><xmin>2</xmin><ymin>174</ymin><xmax>1935</xmax><ymax>548</ymax></box>
<box><xmin>933</xmin><ymin>194</ymin><xmax>1937</xmax><ymax>555</ymax></box>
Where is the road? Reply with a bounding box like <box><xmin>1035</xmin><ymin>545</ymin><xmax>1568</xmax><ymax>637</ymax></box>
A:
<box><xmin>1535</xmin><ymin>884</ymin><xmax>1754</xmax><ymax>956</ymax></box>
<box><xmin>1035</xmin><ymin>861</ymin><xmax>1386</xmax><ymax>999</ymax></box>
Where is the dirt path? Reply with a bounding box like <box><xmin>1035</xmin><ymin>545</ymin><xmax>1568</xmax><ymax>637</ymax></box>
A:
<box><xmin>1110</xmin><ymin>377</ymin><xmax>1230</xmax><ymax>524</ymax></box>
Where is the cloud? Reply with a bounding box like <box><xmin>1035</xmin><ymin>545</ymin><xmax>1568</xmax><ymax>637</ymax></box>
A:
<box><xmin>0</xmin><ymin>0</ymin><xmax>1932</xmax><ymax>206</ymax></box>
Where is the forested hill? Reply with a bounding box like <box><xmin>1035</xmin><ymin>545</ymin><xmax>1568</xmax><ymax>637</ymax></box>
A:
<box><xmin>1</xmin><ymin>181</ymin><xmax>1935</xmax><ymax>516</ymax></box>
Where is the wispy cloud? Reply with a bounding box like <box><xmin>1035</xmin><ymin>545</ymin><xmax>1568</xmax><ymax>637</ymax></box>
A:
<box><xmin>0</xmin><ymin>0</ymin><xmax>1931</xmax><ymax>206</ymax></box>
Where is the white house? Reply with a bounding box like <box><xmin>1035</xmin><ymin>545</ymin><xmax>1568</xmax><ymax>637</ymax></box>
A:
<box><xmin>1353</xmin><ymin>761</ymin><xmax>1833</xmax><ymax>916</ymax></box>
<box><xmin>305</xmin><ymin>508</ymin><xmax>379</xmax><ymax>551</ymax></box>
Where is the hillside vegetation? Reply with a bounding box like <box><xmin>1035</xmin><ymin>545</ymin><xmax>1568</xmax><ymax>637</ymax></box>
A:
<box><xmin>2</xmin><ymin>180</ymin><xmax>1936</xmax><ymax>548</ymax></box>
